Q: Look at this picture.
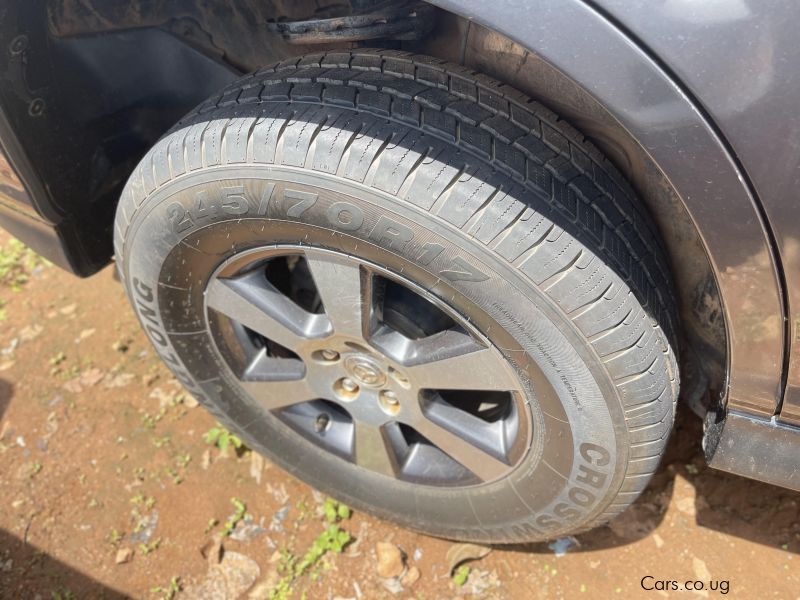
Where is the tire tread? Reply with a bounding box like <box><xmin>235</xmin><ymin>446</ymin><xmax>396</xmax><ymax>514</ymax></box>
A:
<box><xmin>114</xmin><ymin>49</ymin><xmax>680</xmax><ymax>537</ymax></box>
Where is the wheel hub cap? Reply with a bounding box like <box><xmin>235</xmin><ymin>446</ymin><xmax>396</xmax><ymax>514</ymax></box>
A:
<box><xmin>343</xmin><ymin>354</ymin><xmax>387</xmax><ymax>388</ymax></box>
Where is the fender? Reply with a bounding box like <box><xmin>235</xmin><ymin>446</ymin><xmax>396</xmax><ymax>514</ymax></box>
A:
<box><xmin>594</xmin><ymin>0</ymin><xmax>800</xmax><ymax>427</ymax></box>
<box><xmin>429</xmin><ymin>0</ymin><xmax>786</xmax><ymax>422</ymax></box>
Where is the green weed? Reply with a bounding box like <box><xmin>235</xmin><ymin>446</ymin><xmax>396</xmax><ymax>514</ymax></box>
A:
<box><xmin>175</xmin><ymin>453</ymin><xmax>191</xmax><ymax>469</ymax></box>
<box><xmin>108</xmin><ymin>528</ymin><xmax>124</xmax><ymax>546</ymax></box>
<box><xmin>139</xmin><ymin>537</ymin><xmax>161</xmax><ymax>556</ymax></box>
<box><xmin>323</xmin><ymin>497</ymin><xmax>350</xmax><ymax>523</ymax></box>
<box><xmin>223</xmin><ymin>497</ymin><xmax>247</xmax><ymax>536</ymax></box>
<box><xmin>150</xmin><ymin>576</ymin><xmax>181</xmax><ymax>599</ymax></box>
<box><xmin>269</xmin><ymin>499</ymin><xmax>353</xmax><ymax>600</ymax></box>
<box><xmin>204</xmin><ymin>424</ymin><xmax>244</xmax><ymax>454</ymax></box>
<box><xmin>204</xmin><ymin>518</ymin><xmax>219</xmax><ymax>534</ymax></box>
<box><xmin>453</xmin><ymin>565</ymin><xmax>471</xmax><ymax>586</ymax></box>
<box><xmin>130</xmin><ymin>494</ymin><xmax>155</xmax><ymax>510</ymax></box>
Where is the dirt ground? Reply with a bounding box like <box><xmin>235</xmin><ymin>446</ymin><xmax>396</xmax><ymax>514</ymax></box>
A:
<box><xmin>0</xmin><ymin>228</ymin><xmax>798</xmax><ymax>600</ymax></box>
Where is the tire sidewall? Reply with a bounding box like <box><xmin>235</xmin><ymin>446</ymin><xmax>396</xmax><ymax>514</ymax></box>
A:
<box><xmin>121</xmin><ymin>164</ymin><xmax>629</xmax><ymax>542</ymax></box>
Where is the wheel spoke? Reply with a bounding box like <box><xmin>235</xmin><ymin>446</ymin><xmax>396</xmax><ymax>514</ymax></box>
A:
<box><xmin>383</xmin><ymin>329</ymin><xmax>517</xmax><ymax>391</ymax></box>
<box><xmin>413</xmin><ymin>417</ymin><xmax>510</xmax><ymax>482</ymax></box>
<box><xmin>353</xmin><ymin>421</ymin><xmax>400</xmax><ymax>477</ymax></box>
<box><xmin>206</xmin><ymin>272</ymin><xmax>330</xmax><ymax>351</ymax></box>
<box><xmin>239</xmin><ymin>377</ymin><xmax>318</xmax><ymax>411</ymax></box>
<box><xmin>421</xmin><ymin>393</ymin><xmax>511</xmax><ymax>462</ymax></box>
<box><xmin>304</xmin><ymin>250</ymin><xmax>371</xmax><ymax>340</ymax></box>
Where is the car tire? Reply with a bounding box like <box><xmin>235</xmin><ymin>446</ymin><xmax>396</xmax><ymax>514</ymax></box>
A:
<box><xmin>113</xmin><ymin>49</ymin><xmax>679</xmax><ymax>543</ymax></box>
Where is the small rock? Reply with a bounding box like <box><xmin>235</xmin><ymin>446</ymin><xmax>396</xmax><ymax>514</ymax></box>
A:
<box><xmin>76</xmin><ymin>328</ymin><xmax>96</xmax><ymax>342</ymax></box>
<box><xmin>104</xmin><ymin>373</ymin><xmax>135</xmax><ymax>388</ymax></box>
<box><xmin>149</xmin><ymin>387</ymin><xmax>177</xmax><ymax>407</ymax></box>
<box><xmin>375</xmin><ymin>542</ymin><xmax>405</xmax><ymax>578</ymax></box>
<box><xmin>19</xmin><ymin>324</ymin><xmax>43</xmax><ymax>342</ymax></box>
<box><xmin>63</xmin><ymin>379</ymin><xmax>83</xmax><ymax>393</ymax></box>
<box><xmin>80</xmin><ymin>368</ymin><xmax>104</xmax><ymax>387</ymax></box>
<box><xmin>248</xmin><ymin>570</ymin><xmax>279</xmax><ymax>599</ymax></box>
<box><xmin>463</xmin><ymin>568</ymin><xmax>500</xmax><ymax>596</ymax></box>
<box><xmin>250</xmin><ymin>452</ymin><xmax>264</xmax><ymax>484</ymax></box>
<box><xmin>653</xmin><ymin>533</ymin><xmax>665</xmax><ymax>548</ymax></box>
<box><xmin>693</xmin><ymin>557</ymin><xmax>710</xmax><ymax>580</ymax></box>
<box><xmin>60</xmin><ymin>303</ymin><xmax>77</xmax><ymax>315</ymax></box>
<box><xmin>201</xmin><ymin>449</ymin><xmax>212</xmax><ymax>470</ymax></box>
<box><xmin>184</xmin><ymin>395</ymin><xmax>199</xmax><ymax>408</ymax></box>
<box><xmin>44</xmin><ymin>412</ymin><xmax>58</xmax><ymax>438</ymax></box>
<box><xmin>401</xmin><ymin>565</ymin><xmax>420</xmax><ymax>587</ymax></box>
<box><xmin>115</xmin><ymin>548</ymin><xmax>133</xmax><ymax>564</ymax></box>
<box><xmin>229</xmin><ymin>517</ymin><xmax>266</xmax><ymax>543</ymax></box>
<box><xmin>183</xmin><ymin>551</ymin><xmax>260</xmax><ymax>600</ymax></box>
<box><xmin>269</xmin><ymin>506</ymin><xmax>289</xmax><ymax>533</ymax></box>
<box><xmin>379</xmin><ymin>577</ymin><xmax>404</xmax><ymax>595</ymax></box>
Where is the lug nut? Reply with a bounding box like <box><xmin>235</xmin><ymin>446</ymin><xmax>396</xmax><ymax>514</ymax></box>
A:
<box><xmin>321</xmin><ymin>349</ymin><xmax>339</xmax><ymax>361</ymax></box>
<box><xmin>378</xmin><ymin>390</ymin><xmax>401</xmax><ymax>415</ymax></box>
<box><xmin>333</xmin><ymin>377</ymin><xmax>360</xmax><ymax>401</ymax></box>
<box><xmin>389</xmin><ymin>367</ymin><xmax>410</xmax><ymax>388</ymax></box>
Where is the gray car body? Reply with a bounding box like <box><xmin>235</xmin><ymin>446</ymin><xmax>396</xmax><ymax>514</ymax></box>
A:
<box><xmin>0</xmin><ymin>0</ymin><xmax>797</xmax><ymax>487</ymax></box>
<box><xmin>425</xmin><ymin>0</ymin><xmax>800</xmax><ymax>488</ymax></box>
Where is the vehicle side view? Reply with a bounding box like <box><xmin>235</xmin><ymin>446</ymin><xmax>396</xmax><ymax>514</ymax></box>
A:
<box><xmin>1</xmin><ymin>0</ymin><xmax>797</xmax><ymax>543</ymax></box>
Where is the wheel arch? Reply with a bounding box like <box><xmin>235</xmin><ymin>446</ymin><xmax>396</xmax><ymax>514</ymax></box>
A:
<box><xmin>418</xmin><ymin>0</ymin><xmax>786</xmax><ymax>418</ymax></box>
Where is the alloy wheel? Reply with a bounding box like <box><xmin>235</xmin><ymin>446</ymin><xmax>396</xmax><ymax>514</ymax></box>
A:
<box><xmin>204</xmin><ymin>246</ymin><xmax>530</xmax><ymax>487</ymax></box>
